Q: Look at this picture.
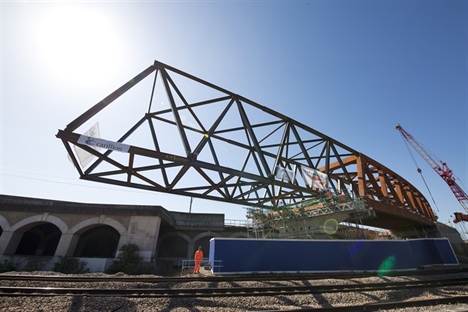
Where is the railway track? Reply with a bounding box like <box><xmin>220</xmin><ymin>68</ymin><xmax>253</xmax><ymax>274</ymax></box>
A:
<box><xmin>1</xmin><ymin>277</ymin><xmax>468</xmax><ymax>297</ymax></box>
<box><xmin>1</xmin><ymin>267</ymin><xmax>466</xmax><ymax>283</ymax></box>
<box><xmin>1</xmin><ymin>269</ymin><xmax>468</xmax><ymax>311</ymax></box>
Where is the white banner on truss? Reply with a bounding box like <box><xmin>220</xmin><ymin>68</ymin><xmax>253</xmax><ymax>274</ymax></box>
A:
<box><xmin>78</xmin><ymin>134</ymin><xmax>130</xmax><ymax>153</ymax></box>
<box><xmin>300</xmin><ymin>165</ymin><xmax>328</xmax><ymax>190</ymax></box>
<box><xmin>72</xmin><ymin>123</ymin><xmax>101</xmax><ymax>168</ymax></box>
<box><xmin>275</xmin><ymin>165</ymin><xmax>295</xmax><ymax>183</ymax></box>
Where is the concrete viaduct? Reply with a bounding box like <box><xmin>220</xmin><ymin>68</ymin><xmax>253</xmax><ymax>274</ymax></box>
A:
<box><xmin>0</xmin><ymin>194</ymin><xmax>247</xmax><ymax>272</ymax></box>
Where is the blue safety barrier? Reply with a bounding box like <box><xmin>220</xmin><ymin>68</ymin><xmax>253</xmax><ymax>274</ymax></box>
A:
<box><xmin>208</xmin><ymin>238</ymin><xmax>459</xmax><ymax>274</ymax></box>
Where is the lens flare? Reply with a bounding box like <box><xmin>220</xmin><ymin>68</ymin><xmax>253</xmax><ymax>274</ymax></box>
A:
<box><xmin>349</xmin><ymin>239</ymin><xmax>365</xmax><ymax>257</ymax></box>
<box><xmin>323</xmin><ymin>218</ymin><xmax>338</xmax><ymax>235</ymax></box>
<box><xmin>378</xmin><ymin>255</ymin><xmax>396</xmax><ymax>277</ymax></box>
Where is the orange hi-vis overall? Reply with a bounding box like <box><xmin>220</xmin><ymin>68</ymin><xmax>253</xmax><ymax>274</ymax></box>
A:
<box><xmin>194</xmin><ymin>249</ymin><xmax>203</xmax><ymax>273</ymax></box>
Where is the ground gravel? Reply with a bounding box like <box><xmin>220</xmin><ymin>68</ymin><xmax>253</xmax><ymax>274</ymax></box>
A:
<box><xmin>1</xmin><ymin>270</ymin><xmax>468</xmax><ymax>311</ymax></box>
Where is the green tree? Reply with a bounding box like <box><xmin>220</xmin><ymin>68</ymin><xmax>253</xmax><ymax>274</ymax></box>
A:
<box><xmin>107</xmin><ymin>243</ymin><xmax>145</xmax><ymax>275</ymax></box>
<box><xmin>53</xmin><ymin>257</ymin><xmax>90</xmax><ymax>274</ymax></box>
<box><xmin>0</xmin><ymin>259</ymin><xmax>17</xmax><ymax>273</ymax></box>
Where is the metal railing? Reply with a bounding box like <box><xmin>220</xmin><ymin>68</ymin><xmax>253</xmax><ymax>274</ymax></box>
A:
<box><xmin>225</xmin><ymin>219</ymin><xmax>252</xmax><ymax>227</ymax></box>
<box><xmin>180</xmin><ymin>258</ymin><xmax>223</xmax><ymax>275</ymax></box>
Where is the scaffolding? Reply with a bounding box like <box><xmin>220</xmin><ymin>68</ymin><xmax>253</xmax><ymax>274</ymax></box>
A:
<box><xmin>246</xmin><ymin>194</ymin><xmax>376</xmax><ymax>239</ymax></box>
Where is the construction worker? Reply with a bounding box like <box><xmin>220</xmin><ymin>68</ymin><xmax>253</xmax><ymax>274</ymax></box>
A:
<box><xmin>193</xmin><ymin>246</ymin><xmax>203</xmax><ymax>273</ymax></box>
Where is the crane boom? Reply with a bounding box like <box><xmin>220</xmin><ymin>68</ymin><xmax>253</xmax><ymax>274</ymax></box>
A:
<box><xmin>395</xmin><ymin>124</ymin><xmax>468</xmax><ymax>218</ymax></box>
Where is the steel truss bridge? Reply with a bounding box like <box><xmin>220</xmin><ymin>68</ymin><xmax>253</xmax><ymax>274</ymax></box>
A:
<box><xmin>56</xmin><ymin>60</ymin><xmax>437</xmax><ymax>232</ymax></box>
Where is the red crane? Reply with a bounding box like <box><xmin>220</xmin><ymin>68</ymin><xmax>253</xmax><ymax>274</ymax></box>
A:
<box><xmin>395</xmin><ymin>124</ymin><xmax>468</xmax><ymax>223</ymax></box>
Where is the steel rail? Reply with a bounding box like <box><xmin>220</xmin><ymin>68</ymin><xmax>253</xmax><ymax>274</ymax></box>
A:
<box><xmin>1</xmin><ymin>277</ymin><xmax>467</xmax><ymax>298</ymax></box>
<box><xmin>0</xmin><ymin>268</ymin><xmax>465</xmax><ymax>284</ymax></box>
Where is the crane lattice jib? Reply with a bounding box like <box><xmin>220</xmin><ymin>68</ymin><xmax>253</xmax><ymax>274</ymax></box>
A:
<box><xmin>396</xmin><ymin>124</ymin><xmax>468</xmax><ymax>214</ymax></box>
<box><xmin>395</xmin><ymin>124</ymin><xmax>440</xmax><ymax>171</ymax></box>
<box><xmin>450</xmin><ymin>184</ymin><xmax>468</xmax><ymax>212</ymax></box>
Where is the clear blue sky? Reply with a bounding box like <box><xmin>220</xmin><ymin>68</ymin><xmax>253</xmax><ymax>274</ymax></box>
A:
<box><xmin>1</xmin><ymin>1</ymin><xmax>467</xmax><ymax>233</ymax></box>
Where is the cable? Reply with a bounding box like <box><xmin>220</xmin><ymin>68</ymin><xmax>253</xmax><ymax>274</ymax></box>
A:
<box><xmin>418</xmin><ymin>171</ymin><xmax>440</xmax><ymax>213</ymax></box>
<box><xmin>0</xmin><ymin>169</ymin><xmax>171</xmax><ymax>197</ymax></box>
<box><xmin>400</xmin><ymin>135</ymin><xmax>440</xmax><ymax>213</ymax></box>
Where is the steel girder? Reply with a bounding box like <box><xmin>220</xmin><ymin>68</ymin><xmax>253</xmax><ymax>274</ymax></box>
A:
<box><xmin>56</xmin><ymin>60</ymin><xmax>436</xmax><ymax>225</ymax></box>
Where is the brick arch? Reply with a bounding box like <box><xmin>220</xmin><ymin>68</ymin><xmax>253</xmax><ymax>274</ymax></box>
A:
<box><xmin>192</xmin><ymin>231</ymin><xmax>221</xmax><ymax>243</ymax></box>
<box><xmin>192</xmin><ymin>232</ymin><xmax>222</xmax><ymax>257</ymax></box>
<box><xmin>158</xmin><ymin>231</ymin><xmax>191</xmax><ymax>243</ymax></box>
<box><xmin>10</xmin><ymin>217</ymin><xmax>64</xmax><ymax>256</ymax></box>
<box><xmin>69</xmin><ymin>216</ymin><xmax>126</xmax><ymax>235</ymax></box>
<box><xmin>0</xmin><ymin>215</ymin><xmax>11</xmax><ymax>231</ymax></box>
<box><xmin>73</xmin><ymin>224</ymin><xmax>120</xmax><ymax>258</ymax></box>
<box><xmin>10</xmin><ymin>214</ymin><xmax>68</xmax><ymax>233</ymax></box>
<box><xmin>157</xmin><ymin>231</ymin><xmax>190</xmax><ymax>258</ymax></box>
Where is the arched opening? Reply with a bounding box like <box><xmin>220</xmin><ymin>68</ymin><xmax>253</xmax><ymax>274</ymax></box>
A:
<box><xmin>194</xmin><ymin>236</ymin><xmax>212</xmax><ymax>256</ymax></box>
<box><xmin>157</xmin><ymin>235</ymin><xmax>188</xmax><ymax>258</ymax></box>
<box><xmin>74</xmin><ymin>225</ymin><xmax>120</xmax><ymax>258</ymax></box>
<box><xmin>15</xmin><ymin>223</ymin><xmax>61</xmax><ymax>256</ymax></box>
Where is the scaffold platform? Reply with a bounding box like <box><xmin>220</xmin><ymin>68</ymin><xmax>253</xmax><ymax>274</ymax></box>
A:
<box><xmin>246</xmin><ymin>195</ymin><xmax>376</xmax><ymax>239</ymax></box>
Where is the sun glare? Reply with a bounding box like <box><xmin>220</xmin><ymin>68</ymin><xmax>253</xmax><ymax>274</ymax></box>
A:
<box><xmin>35</xmin><ymin>6</ymin><xmax>121</xmax><ymax>85</ymax></box>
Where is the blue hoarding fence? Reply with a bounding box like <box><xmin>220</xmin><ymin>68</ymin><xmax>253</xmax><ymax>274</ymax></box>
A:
<box><xmin>209</xmin><ymin>238</ymin><xmax>459</xmax><ymax>274</ymax></box>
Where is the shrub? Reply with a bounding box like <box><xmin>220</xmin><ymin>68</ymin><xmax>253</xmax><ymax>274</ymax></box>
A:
<box><xmin>53</xmin><ymin>257</ymin><xmax>90</xmax><ymax>274</ymax></box>
<box><xmin>0</xmin><ymin>259</ymin><xmax>17</xmax><ymax>273</ymax></box>
<box><xmin>107</xmin><ymin>243</ymin><xmax>157</xmax><ymax>275</ymax></box>
<box><xmin>24</xmin><ymin>260</ymin><xmax>40</xmax><ymax>272</ymax></box>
